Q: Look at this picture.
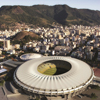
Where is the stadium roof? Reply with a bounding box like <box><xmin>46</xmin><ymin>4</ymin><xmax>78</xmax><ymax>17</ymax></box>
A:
<box><xmin>15</xmin><ymin>56</ymin><xmax>94</xmax><ymax>91</ymax></box>
<box><xmin>20</xmin><ymin>53</ymin><xmax>43</xmax><ymax>61</ymax></box>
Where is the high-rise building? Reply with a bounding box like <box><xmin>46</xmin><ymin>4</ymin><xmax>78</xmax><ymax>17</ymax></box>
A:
<box><xmin>4</xmin><ymin>39</ymin><xmax>11</xmax><ymax>50</ymax></box>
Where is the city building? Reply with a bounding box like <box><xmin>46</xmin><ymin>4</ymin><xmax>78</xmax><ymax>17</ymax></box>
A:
<box><xmin>3</xmin><ymin>39</ymin><xmax>11</xmax><ymax>50</ymax></box>
<box><xmin>14</xmin><ymin>44</ymin><xmax>20</xmax><ymax>49</ymax></box>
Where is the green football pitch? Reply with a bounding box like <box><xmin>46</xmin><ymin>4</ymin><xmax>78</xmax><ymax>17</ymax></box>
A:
<box><xmin>43</xmin><ymin>67</ymin><xmax>57</xmax><ymax>75</ymax></box>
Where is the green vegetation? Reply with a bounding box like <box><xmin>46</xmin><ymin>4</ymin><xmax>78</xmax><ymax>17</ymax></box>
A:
<box><xmin>2</xmin><ymin>50</ymin><xmax>7</xmax><ymax>55</ymax></box>
<box><xmin>23</xmin><ymin>35</ymin><xmax>41</xmax><ymax>42</ymax></box>
<box><xmin>11</xmin><ymin>31</ymin><xmax>41</xmax><ymax>46</ymax></box>
<box><xmin>5</xmin><ymin>68</ymin><xmax>16</xmax><ymax>81</ymax></box>
<box><xmin>91</xmin><ymin>93</ymin><xmax>98</xmax><ymax>99</ymax></box>
<box><xmin>35</xmin><ymin>97</ymin><xmax>39</xmax><ymax>100</ymax></box>
<box><xmin>90</xmin><ymin>85</ymin><xmax>100</xmax><ymax>90</ymax></box>
<box><xmin>0</xmin><ymin>5</ymin><xmax>100</xmax><ymax>30</ymax></box>
<box><xmin>43</xmin><ymin>67</ymin><xmax>57</xmax><ymax>75</ymax></box>
<box><xmin>0</xmin><ymin>42</ymin><xmax>3</xmax><ymax>48</ymax></box>
<box><xmin>0</xmin><ymin>80</ymin><xmax>4</xmax><ymax>86</ymax></box>
<box><xmin>92</xmin><ymin>48</ymin><xmax>98</xmax><ymax>62</ymax></box>
<box><xmin>12</xmin><ymin>31</ymin><xmax>41</xmax><ymax>40</ymax></box>
<box><xmin>0</xmin><ymin>59</ymin><xmax>3</xmax><ymax>62</ymax></box>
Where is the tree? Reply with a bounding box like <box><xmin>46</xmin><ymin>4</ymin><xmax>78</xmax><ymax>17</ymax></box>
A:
<box><xmin>91</xmin><ymin>93</ymin><xmax>98</xmax><ymax>99</ymax></box>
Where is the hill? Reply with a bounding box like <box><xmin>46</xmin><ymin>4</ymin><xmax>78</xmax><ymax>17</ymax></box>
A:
<box><xmin>12</xmin><ymin>31</ymin><xmax>40</xmax><ymax>40</ymax></box>
<box><xmin>11</xmin><ymin>31</ymin><xmax>41</xmax><ymax>46</ymax></box>
<box><xmin>0</xmin><ymin>5</ymin><xmax>100</xmax><ymax>29</ymax></box>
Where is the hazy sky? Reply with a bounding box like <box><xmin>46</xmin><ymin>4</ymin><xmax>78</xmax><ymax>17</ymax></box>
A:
<box><xmin>0</xmin><ymin>0</ymin><xmax>100</xmax><ymax>11</ymax></box>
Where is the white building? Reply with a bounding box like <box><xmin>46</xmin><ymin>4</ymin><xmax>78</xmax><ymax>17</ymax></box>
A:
<box><xmin>4</xmin><ymin>39</ymin><xmax>11</xmax><ymax>50</ymax></box>
<box><xmin>15</xmin><ymin>44</ymin><xmax>20</xmax><ymax>49</ymax></box>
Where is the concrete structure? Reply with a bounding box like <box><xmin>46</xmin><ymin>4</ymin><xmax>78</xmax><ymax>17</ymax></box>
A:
<box><xmin>0</xmin><ymin>68</ymin><xmax>7</xmax><ymax>75</ymax></box>
<box><xmin>14</xmin><ymin>44</ymin><xmax>20</xmax><ymax>49</ymax></box>
<box><xmin>20</xmin><ymin>53</ymin><xmax>43</xmax><ymax>61</ymax></box>
<box><xmin>14</xmin><ymin>56</ymin><xmax>94</xmax><ymax>100</ymax></box>
<box><xmin>4</xmin><ymin>39</ymin><xmax>11</xmax><ymax>50</ymax></box>
<box><xmin>7</xmin><ymin>50</ymin><xmax>15</xmax><ymax>54</ymax></box>
<box><xmin>0</xmin><ymin>50</ymin><xmax>2</xmax><ymax>55</ymax></box>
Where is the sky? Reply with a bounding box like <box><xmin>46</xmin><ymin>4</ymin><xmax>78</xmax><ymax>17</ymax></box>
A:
<box><xmin>0</xmin><ymin>0</ymin><xmax>100</xmax><ymax>11</ymax></box>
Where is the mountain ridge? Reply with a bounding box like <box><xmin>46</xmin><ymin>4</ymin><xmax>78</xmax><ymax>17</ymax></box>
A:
<box><xmin>0</xmin><ymin>4</ymin><xmax>100</xmax><ymax>29</ymax></box>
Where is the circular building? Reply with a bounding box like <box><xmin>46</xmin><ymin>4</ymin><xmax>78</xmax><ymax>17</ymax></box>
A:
<box><xmin>14</xmin><ymin>56</ymin><xmax>94</xmax><ymax>99</ymax></box>
<box><xmin>20</xmin><ymin>53</ymin><xmax>43</xmax><ymax>61</ymax></box>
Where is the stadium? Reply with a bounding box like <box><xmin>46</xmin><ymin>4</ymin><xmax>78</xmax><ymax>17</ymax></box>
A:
<box><xmin>14</xmin><ymin>56</ymin><xmax>94</xmax><ymax>99</ymax></box>
<box><xmin>20</xmin><ymin>53</ymin><xmax>43</xmax><ymax>61</ymax></box>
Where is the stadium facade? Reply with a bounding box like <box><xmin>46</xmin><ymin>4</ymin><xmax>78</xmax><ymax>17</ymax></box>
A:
<box><xmin>14</xmin><ymin>56</ymin><xmax>94</xmax><ymax>100</ymax></box>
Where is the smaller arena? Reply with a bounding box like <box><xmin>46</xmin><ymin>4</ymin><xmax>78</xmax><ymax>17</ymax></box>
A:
<box><xmin>20</xmin><ymin>53</ymin><xmax>43</xmax><ymax>61</ymax></box>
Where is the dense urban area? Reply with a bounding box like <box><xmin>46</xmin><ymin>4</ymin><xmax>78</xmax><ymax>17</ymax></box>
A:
<box><xmin>0</xmin><ymin>24</ymin><xmax>100</xmax><ymax>100</ymax></box>
<box><xmin>0</xmin><ymin>24</ymin><xmax>100</xmax><ymax>64</ymax></box>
